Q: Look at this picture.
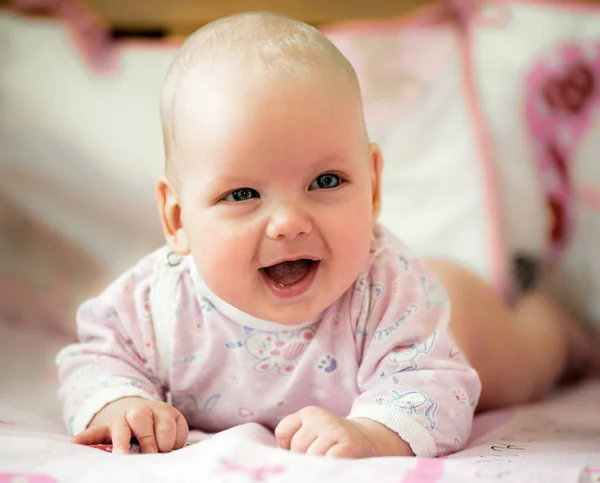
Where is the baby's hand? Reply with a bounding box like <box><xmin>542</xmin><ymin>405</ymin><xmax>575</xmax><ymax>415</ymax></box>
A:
<box><xmin>274</xmin><ymin>406</ymin><xmax>373</xmax><ymax>458</ymax></box>
<box><xmin>72</xmin><ymin>397</ymin><xmax>189</xmax><ymax>454</ymax></box>
<box><xmin>275</xmin><ymin>406</ymin><xmax>415</xmax><ymax>458</ymax></box>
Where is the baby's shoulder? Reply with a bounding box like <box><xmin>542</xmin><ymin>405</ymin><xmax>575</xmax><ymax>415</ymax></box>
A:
<box><xmin>348</xmin><ymin>225</ymin><xmax>439</xmax><ymax>308</ymax></box>
<box><xmin>99</xmin><ymin>246</ymin><xmax>187</xmax><ymax>299</ymax></box>
<box><xmin>365</xmin><ymin>224</ymin><xmax>425</xmax><ymax>280</ymax></box>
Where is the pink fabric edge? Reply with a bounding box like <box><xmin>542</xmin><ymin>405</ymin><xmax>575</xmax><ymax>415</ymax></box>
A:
<box><xmin>1</xmin><ymin>6</ymin><xmax>119</xmax><ymax>74</ymax></box>
<box><xmin>456</xmin><ymin>21</ymin><xmax>507</xmax><ymax>296</ymax></box>
<box><xmin>401</xmin><ymin>457</ymin><xmax>447</xmax><ymax>483</ymax></box>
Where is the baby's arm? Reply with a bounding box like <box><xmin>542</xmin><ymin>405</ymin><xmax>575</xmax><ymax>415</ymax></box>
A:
<box><xmin>56</xmin><ymin>253</ymin><xmax>187</xmax><ymax>453</ymax></box>
<box><xmin>348</xmin><ymin>249</ymin><xmax>481</xmax><ymax>458</ymax></box>
<box><xmin>275</xmin><ymin>240</ymin><xmax>480</xmax><ymax>459</ymax></box>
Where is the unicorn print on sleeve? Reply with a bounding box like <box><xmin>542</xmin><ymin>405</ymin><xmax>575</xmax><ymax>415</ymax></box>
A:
<box><xmin>347</xmin><ymin>230</ymin><xmax>481</xmax><ymax>458</ymax></box>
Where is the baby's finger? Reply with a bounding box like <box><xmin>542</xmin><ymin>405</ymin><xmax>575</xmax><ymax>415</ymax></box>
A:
<box><xmin>72</xmin><ymin>425</ymin><xmax>110</xmax><ymax>445</ymax></box>
<box><xmin>110</xmin><ymin>414</ymin><xmax>133</xmax><ymax>455</ymax></box>
<box><xmin>306</xmin><ymin>436</ymin><xmax>336</xmax><ymax>457</ymax></box>
<box><xmin>173</xmin><ymin>411</ymin><xmax>189</xmax><ymax>450</ymax></box>
<box><xmin>289</xmin><ymin>424</ymin><xmax>318</xmax><ymax>453</ymax></box>
<box><xmin>125</xmin><ymin>406</ymin><xmax>157</xmax><ymax>454</ymax></box>
<box><xmin>274</xmin><ymin>413</ymin><xmax>303</xmax><ymax>450</ymax></box>
<box><xmin>154</xmin><ymin>411</ymin><xmax>177</xmax><ymax>453</ymax></box>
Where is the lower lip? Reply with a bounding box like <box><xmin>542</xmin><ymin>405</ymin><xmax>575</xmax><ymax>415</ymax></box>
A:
<box><xmin>261</xmin><ymin>261</ymin><xmax>320</xmax><ymax>299</ymax></box>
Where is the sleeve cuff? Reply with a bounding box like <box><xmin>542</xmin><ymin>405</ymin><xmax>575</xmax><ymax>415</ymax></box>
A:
<box><xmin>71</xmin><ymin>387</ymin><xmax>158</xmax><ymax>435</ymax></box>
<box><xmin>348</xmin><ymin>402</ymin><xmax>437</xmax><ymax>458</ymax></box>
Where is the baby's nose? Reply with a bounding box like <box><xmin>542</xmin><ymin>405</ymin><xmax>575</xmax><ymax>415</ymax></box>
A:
<box><xmin>266</xmin><ymin>205</ymin><xmax>312</xmax><ymax>240</ymax></box>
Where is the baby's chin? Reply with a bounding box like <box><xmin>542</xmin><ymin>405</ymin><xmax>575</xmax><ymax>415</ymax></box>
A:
<box><xmin>247</xmin><ymin>301</ymin><xmax>326</xmax><ymax>326</ymax></box>
<box><xmin>209</xmin><ymin>282</ymin><xmax>331</xmax><ymax>326</ymax></box>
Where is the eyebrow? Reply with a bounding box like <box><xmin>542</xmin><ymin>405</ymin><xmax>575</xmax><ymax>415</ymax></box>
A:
<box><xmin>209</xmin><ymin>173</ymin><xmax>258</xmax><ymax>188</ymax></box>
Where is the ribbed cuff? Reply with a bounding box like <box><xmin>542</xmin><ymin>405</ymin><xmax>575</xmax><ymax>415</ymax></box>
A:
<box><xmin>348</xmin><ymin>402</ymin><xmax>437</xmax><ymax>458</ymax></box>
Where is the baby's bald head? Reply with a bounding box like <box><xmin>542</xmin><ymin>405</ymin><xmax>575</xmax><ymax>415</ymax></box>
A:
<box><xmin>156</xmin><ymin>13</ymin><xmax>382</xmax><ymax>321</ymax></box>
<box><xmin>159</xmin><ymin>12</ymin><xmax>362</xmax><ymax>179</ymax></box>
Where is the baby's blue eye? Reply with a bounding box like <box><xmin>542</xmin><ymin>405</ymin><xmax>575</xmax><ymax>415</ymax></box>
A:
<box><xmin>310</xmin><ymin>174</ymin><xmax>342</xmax><ymax>190</ymax></box>
<box><xmin>225</xmin><ymin>188</ymin><xmax>260</xmax><ymax>202</ymax></box>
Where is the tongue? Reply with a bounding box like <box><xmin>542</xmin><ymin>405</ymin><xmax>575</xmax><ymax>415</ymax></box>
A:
<box><xmin>264</xmin><ymin>260</ymin><xmax>312</xmax><ymax>287</ymax></box>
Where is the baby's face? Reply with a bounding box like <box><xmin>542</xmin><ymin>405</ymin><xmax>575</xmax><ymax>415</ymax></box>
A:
<box><xmin>167</xmin><ymin>69</ymin><xmax>380</xmax><ymax>324</ymax></box>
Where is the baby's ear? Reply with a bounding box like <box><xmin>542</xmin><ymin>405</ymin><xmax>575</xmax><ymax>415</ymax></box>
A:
<box><xmin>368</xmin><ymin>143</ymin><xmax>383</xmax><ymax>221</ymax></box>
<box><xmin>156</xmin><ymin>176</ymin><xmax>191</xmax><ymax>255</ymax></box>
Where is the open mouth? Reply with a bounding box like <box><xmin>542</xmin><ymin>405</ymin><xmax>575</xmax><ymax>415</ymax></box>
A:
<box><xmin>260</xmin><ymin>259</ymin><xmax>319</xmax><ymax>298</ymax></box>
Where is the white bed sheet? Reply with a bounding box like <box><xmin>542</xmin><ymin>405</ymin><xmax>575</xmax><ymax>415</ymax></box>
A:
<box><xmin>0</xmin><ymin>381</ymin><xmax>599</xmax><ymax>482</ymax></box>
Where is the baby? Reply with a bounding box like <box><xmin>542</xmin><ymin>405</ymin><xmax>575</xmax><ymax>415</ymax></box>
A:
<box><xmin>56</xmin><ymin>11</ymin><xmax>599</xmax><ymax>459</ymax></box>
<box><xmin>56</xmin><ymin>12</ymin><xmax>480</xmax><ymax>458</ymax></box>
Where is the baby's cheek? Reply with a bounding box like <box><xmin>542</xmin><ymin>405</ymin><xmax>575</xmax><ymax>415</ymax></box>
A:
<box><xmin>191</xmin><ymin>231</ymin><xmax>252</xmax><ymax>294</ymax></box>
<box><xmin>334</xmin><ymin>217</ymin><xmax>371</xmax><ymax>266</ymax></box>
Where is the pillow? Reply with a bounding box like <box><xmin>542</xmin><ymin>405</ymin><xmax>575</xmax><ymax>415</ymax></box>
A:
<box><xmin>471</xmin><ymin>0</ymin><xmax>600</xmax><ymax>322</ymax></box>
<box><xmin>0</xmin><ymin>11</ymin><xmax>173</xmax><ymax>276</ymax></box>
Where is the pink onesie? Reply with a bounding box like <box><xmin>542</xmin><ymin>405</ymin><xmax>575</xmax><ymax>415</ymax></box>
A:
<box><xmin>56</xmin><ymin>225</ymin><xmax>480</xmax><ymax>458</ymax></box>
